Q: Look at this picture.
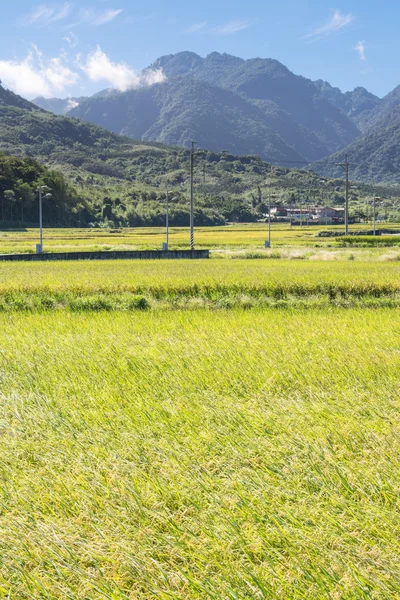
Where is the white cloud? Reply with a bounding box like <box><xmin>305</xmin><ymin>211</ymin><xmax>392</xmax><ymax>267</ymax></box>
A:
<box><xmin>78</xmin><ymin>8</ymin><xmax>123</xmax><ymax>26</ymax></box>
<box><xmin>26</xmin><ymin>3</ymin><xmax>73</xmax><ymax>25</ymax></box>
<box><xmin>63</xmin><ymin>31</ymin><xmax>79</xmax><ymax>48</ymax></box>
<box><xmin>26</xmin><ymin>4</ymin><xmax>122</xmax><ymax>28</ymax></box>
<box><xmin>79</xmin><ymin>46</ymin><xmax>166</xmax><ymax>91</ymax></box>
<box><xmin>66</xmin><ymin>98</ymin><xmax>79</xmax><ymax>111</ymax></box>
<box><xmin>210</xmin><ymin>19</ymin><xmax>251</xmax><ymax>35</ymax></box>
<box><xmin>0</xmin><ymin>47</ymin><xmax>79</xmax><ymax>97</ymax></box>
<box><xmin>184</xmin><ymin>22</ymin><xmax>208</xmax><ymax>34</ymax></box>
<box><xmin>303</xmin><ymin>10</ymin><xmax>354</xmax><ymax>41</ymax></box>
<box><xmin>185</xmin><ymin>19</ymin><xmax>251</xmax><ymax>35</ymax></box>
<box><xmin>0</xmin><ymin>45</ymin><xmax>165</xmax><ymax>98</ymax></box>
<box><xmin>354</xmin><ymin>40</ymin><xmax>366</xmax><ymax>60</ymax></box>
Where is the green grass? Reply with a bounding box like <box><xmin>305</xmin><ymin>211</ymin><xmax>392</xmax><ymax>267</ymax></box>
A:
<box><xmin>1</xmin><ymin>309</ymin><xmax>400</xmax><ymax>598</ymax></box>
<box><xmin>1</xmin><ymin>244</ymin><xmax>400</xmax><ymax>597</ymax></box>
<box><xmin>337</xmin><ymin>235</ymin><xmax>400</xmax><ymax>247</ymax></box>
<box><xmin>0</xmin><ymin>259</ymin><xmax>399</xmax><ymax>311</ymax></box>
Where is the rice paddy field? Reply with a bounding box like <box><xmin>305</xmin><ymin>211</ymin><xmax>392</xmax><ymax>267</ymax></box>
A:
<box><xmin>1</xmin><ymin>227</ymin><xmax>400</xmax><ymax>598</ymax></box>
<box><xmin>1</xmin><ymin>222</ymin><xmax>400</xmax><ymax>255</ymax></box>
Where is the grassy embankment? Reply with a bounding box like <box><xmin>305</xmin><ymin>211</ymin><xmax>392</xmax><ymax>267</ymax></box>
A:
<box><xmin>1</xmin><ymin>308</ymin><xmax>400</xmax><ymax>598</ymax></box>
<box><xmin>0</xmin><ymin>259</ymin><xmax>399</xmax><ymax>310</ymax></box>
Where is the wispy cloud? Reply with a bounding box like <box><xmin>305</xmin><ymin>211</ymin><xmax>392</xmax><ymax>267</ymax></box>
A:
<box><xmin>26</xmin><ymin>4</ymin><xmax>123</xmax><ymax>28</ymax></box>
<box><xmin>26</xmin><ymin>2</ymin><xmax>73</xmax><ymax>25</ymax></box>
<box><xmin>210</xmin><ymin>19</ymin><xmax>251</xmax><ymax>35</ymax></box>
<box><xmin>184</xmin><ymin>21</ymin><xmax>208</xmax><ymax>34</ymax></box>
<box><xmin>354</xmin><ymin>40</ymin><xmax>366</xmax><ymax>60</ymax></box>
<box><xmin>63</xmin><ymin>31</ymin><xmax>79</xmax><ymax>47</ymax></box>
<box><xmin>78</xmin><ymin>8</ymin><xmax>123</xmax><ymax>26</ymax></box>
<box><xmin>303</xmin><ymin>10</ymin><xmax>354</xmax><ymax>41</ymax></box>
<box><xmin>185</xmin><ymin>19</ymin><xmax>251</xmax><ymax>36</ymax></box>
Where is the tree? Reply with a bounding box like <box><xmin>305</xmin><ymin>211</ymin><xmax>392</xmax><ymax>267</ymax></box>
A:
<box><xmin>4</xmin><ymin>190</ymin><xmax>16</xmax><ymax>222</ymax></box>
<box><xmin>15</xmin><ymin>181</ymin><xmax>34</xmax><ymax>223</ymax></box>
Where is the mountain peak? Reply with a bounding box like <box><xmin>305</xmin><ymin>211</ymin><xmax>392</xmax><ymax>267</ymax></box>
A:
<box><xmin>205</xmin><ymin>51</ymin><xmax>244</xmax><ymax>62</ymax></box>
<box><xmin>150</xmin><ymin>51</ymin><xmax>202</xmax><ymax>77</ymax></box>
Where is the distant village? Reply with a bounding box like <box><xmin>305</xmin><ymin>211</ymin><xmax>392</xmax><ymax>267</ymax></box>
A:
<box><xmin>271</xmin><ymin>206</ymin><xmax>345</xmax><ymax>225</ymax></box>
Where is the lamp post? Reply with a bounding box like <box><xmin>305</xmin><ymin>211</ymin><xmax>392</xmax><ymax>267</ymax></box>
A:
<box><xmin>166</xmin><ymin>190</ymin><xmax>169</xmax><ymax>250</ymax></box>
<box><xmin>190</xmin><ymin>142</ymin><xmax>196</xmax><ymax>250</ymax></box>
<box><xmin>267</xmin><ymin>165</ymin><xmax>272</xmax><ymax>248</ymax></box>
<box><xmin>36</xmin><ymin>185</ymin><xmax>51</xmax><ymax>254</ymax></box>
<box><xmin>163</xmin><ymin>191</ymin><xmax>176</xmax><ymax>251</ymax></box>
<box><xmin>372</xmin><ymin>197</ymin><xmax>382</xmax><ymax>236</ymax></box>
<box><xmin>267</xmin><ymin>192</ymin><xmax>271</xmax><ymax>248</ymax></box>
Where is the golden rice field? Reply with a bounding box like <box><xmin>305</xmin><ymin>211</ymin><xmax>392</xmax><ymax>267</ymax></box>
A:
<box><xmin>0</xmin><ymin>258</ymin><xmax>399</xmax><ymax>310</ymax></box>
<box><xmin>1</xmin><ymin>222</ymin><xmax>400</xmax><ymax>255</ymax></box>
<box><xmin>1</xmin><ymin>309</ymin><xmax>400</xmax><ymax>598</ymax></box>
<box><xmin>1</xmin><ymin>227</ymin><xmax>400</xmax><ymax>598</ymax></box>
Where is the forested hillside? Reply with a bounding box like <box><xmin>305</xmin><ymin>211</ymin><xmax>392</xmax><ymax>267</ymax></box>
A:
<box><xmin>0</xmin><ymin>154</ymin><xmax>80</xmax><ymax>225</ymax></box>
<box><xmin>29</xmin><ymin>51</ymin><xmax>400</xmax><ymax>185</ymax></box>
<box><xmin>314</xmin><ymin>104</ymin><xmax>400</xmax><ymax>184</ymax></box>
<box><xmin>314</xmin><ymin>81</ymin><xmax>381</xmax><ymax>132</ymax></box>
<box><xmin>1</xmin><ymin>82</ymin><xmax>396</xmax><ymax>226</ymax></box>
<box><xmin>31</xmin><ymin>52</ymin><xmax>360</xmax><ymax>164</ymax></box>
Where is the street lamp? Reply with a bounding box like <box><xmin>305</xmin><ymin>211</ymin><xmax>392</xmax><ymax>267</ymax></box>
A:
<box><xmin>370</xmin><ymin>197</ymin><xmax>382</xmax><ymax>236</ymax></box>
<box><xmin>190</xmin><ymin>142</ymin><xmax>196</xmax><ymax>251</ymax></box>
<box><xmin>265</xmin><ymin>193</ymin><xmax>278</xmax><ymax>249</ymax></box>
<box><xmin>36</xmin><ymin>185</ymin><xmax>52</xmax><ymax>254</ymax></box>
<box><xmin>266</xmin><ymin>166</ymin><xmax>272</xmax><ymax>248</ymax></box>
<box><xmin>163</xmin><ymin>191</ymin><xmax>176</xmax><ymax>251</ymax></box>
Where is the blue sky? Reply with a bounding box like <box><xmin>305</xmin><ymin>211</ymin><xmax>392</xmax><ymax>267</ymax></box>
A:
<box><xmin>0</xmin><ymin>0</ymin><xmax>398</xmax><ymax>99</ymax></box>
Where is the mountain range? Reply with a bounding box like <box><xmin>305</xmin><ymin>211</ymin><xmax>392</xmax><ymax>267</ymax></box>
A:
<box><xmin>0</xmin><ymin>81</ymin><xmax>324</xmax><ymax>226</ymax></box>
<box><xmin>0</xmin><ymin>77</ymin><xmax>394</xmax><ymax>228</ymax></box>
<box><xmin>31</xmin><ymin>51</ymin><xmax>400</xmax><ymax>184</ymax></box>
<box><xmin>35</xmin><ymin>52</ymin><xmax>361</xmax><ymax>164</ymax></box>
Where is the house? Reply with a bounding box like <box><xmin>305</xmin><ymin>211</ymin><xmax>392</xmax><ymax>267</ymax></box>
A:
<box><xmin>271</xmin><ymin>206</ymin><xmax>288</xmax><ymax>217</ymax></box>
<box><xmin>316</xmin><ymin>207</ymin><xmax>345</xmax><ymax>225</ymax></box>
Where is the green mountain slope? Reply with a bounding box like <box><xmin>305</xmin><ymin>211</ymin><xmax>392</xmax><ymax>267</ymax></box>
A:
<box><xmin>71</xmin><ymin>78</ymin><xmax>305</xmax><ymax>163</ymax></box>
<box><xmin>0</xmin><ymin>83</ymin><xmax>325</xmax><ymax>226</ymax></box>
<box><xmin>1</xmin><ymin>83</ymin><xmax>394</xmax><ymax>226</ymax></box>
<box><xmin>38</xmin><ymin>51</ymin><xmax>360</xmax><ymax>164</ymax></box>
<box><xmin>313</xmin><ymin>104</ymin><xmax>400</xmax><ymax>183</ymax></box>
<box><xmin>360</xmin><ymin>86</ymin><xmax>400</xmax><ymax>132</ymax></box>
<box><xmin>154</xmin><ymin>53</ymin><xmax>360</xmax><ymax>157</ymax></box>
<box><xmin>0</xmin><ymin>82</ymin><xmax>39</xmax><ymax>111</ymax></box>
<box><xmin>314</xmin><ymin>81</ymin><xmax>381</xmax><ymax>132</ymax></box>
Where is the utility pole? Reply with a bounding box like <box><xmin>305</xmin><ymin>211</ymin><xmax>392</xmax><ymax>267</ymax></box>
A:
<box><xmin>337</xmin><ymin>154</ymin><xmax>350</xmax><ymax>234</ymax></box>
<box><xmin>190</xmin><ymin>141</ymin><xmax>196</xmax><ymax>251</ymax></box>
